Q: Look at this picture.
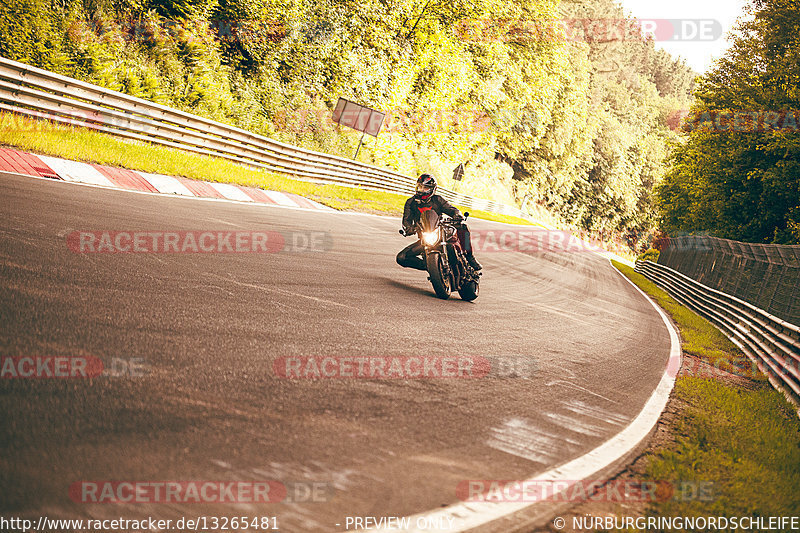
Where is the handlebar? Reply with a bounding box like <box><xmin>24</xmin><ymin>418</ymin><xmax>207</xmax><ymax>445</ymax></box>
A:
<box><xmin>399</xmin><ymin>212</ymin><xmax>469</xmax><ymax>236</ymax></box>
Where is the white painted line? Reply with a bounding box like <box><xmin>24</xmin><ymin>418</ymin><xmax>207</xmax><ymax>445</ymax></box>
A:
<box><xmin>209</xmin><ymin>182</ymin><xmax>254</xmax><ymax>202</ymax></box>
<box><xmin>602</xmin><ymin>251</ymin><xmax>635</xmax><ymax>268</ymax></box>
<box><xmin>36</xmin><ymin>155</ymin><xmax>115</xmax><ymax>188</ymax></box>
<box><xmin>138</xmin><ymin>172</ymin><xmax>195</xmax><ymax>196</ymax></box>
<box><xmin>263</xmin><ymin>190</ymin><xmax>299</xmax><ymax>207</ymax></box>
<box><xmin>365</xmin><ymin>261</ymin><xmax>681</xmax><ymax>533</ymax></box>
<box><xmin>208</xmin><ymin>274</ymin><xmax>354</xmax><ymax>309</ymax></box>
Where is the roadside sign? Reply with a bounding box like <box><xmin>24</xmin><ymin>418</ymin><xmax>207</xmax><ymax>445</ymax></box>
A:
<box><xmin>453</xmin><ymin>163</ymin><xmax>465</xmax><ymax>182</ymax></box>
<box><xmin>332</xmin><ymin>98</ymin><xmax>385</xmax><ymax>137</ymax></box>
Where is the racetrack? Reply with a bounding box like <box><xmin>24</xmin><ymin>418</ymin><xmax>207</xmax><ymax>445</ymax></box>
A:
<box><xmin>0</xmin><ymin>173</ymin><xmax>672</xmax><ymax>532</ymax></box>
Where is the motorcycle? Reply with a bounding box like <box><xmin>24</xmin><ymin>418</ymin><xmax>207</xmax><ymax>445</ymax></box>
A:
<box><xmin>399</xmin><ymin>210</ymin><xmax>481</xmax><ymax>301</ymax></box>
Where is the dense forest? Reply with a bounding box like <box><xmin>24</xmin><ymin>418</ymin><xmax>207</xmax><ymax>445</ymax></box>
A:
<box><xmin>657</xmin><ymin>0</ymin><xmax>800</xmax><ymax>245</ymax></box>
<box><xmin>1</xmin><ymin>0</ymin><xmax>698</xmax><ymax>247</ymax></box>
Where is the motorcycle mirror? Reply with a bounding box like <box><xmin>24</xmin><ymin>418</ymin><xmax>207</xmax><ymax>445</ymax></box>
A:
<box><xmin>463</xmin><ymin>212</ymin><xmax>470</xmax><ymax>219</ymax></box>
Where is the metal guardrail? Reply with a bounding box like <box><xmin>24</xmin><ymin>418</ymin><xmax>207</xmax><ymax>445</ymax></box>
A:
<box><xmin>635</xmin><ymin>260</ymin><xmax>800</xmax><ymax>403</ymax></box>
<box><xmin>0</xmin><ymin>56</ymin><xmax>532</xmax><ymax>220</ymax></box>
<box><xmin>656</xmin><ymin>235</ymin><xmax>800</xmax><ymax>326</ymax></box>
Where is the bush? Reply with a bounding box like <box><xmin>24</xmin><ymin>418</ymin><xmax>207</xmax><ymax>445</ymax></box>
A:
<box><xmin>637</xmin><ymin>248</ymin><xmax>660</xmax><ymax>263</ymax></box>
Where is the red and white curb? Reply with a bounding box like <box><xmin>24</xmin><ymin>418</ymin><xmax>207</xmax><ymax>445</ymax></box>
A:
<box><xmin>0</xmin><ymin>147</ymin><xmax>334</xmax><ymax>211</ymax></box>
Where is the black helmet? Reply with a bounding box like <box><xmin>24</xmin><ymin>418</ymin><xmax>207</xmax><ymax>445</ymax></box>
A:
<box><xmin>415</xmin><ymin>174</ymin><xmax>437</xmax><ymax>201</ymax></box>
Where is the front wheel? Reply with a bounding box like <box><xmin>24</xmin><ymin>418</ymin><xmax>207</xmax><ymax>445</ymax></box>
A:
<box><xmin>426</xmin><ymin>252</ymin><xmax>451</xmax><ymax>299</ymax></box>
<box><xmin>458</xmin><ymin>280</ymin><xmax>479</xmax><ymax>301</ymax></box>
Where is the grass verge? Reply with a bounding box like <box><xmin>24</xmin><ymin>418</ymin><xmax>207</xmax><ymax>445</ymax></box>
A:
<box><xmin>612</xmin><ymin>261</ymin><xmax>751</xmax><ymax>373</ymax></box>
<box><xmin>0</xmin><ymin>113</ymin><xmax>536</xmax><ymax>225</ymax></box>
<box><xmin>584</xmin><ymin>261</ymin><xmax>800</xmax><ymax>529</ymax></box>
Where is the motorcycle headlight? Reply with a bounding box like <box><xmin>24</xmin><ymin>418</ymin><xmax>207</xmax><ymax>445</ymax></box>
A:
<box><xmin>422</xmin><ymin>231</ymin><xmax>439</xmax><ymax>246</ymax></box>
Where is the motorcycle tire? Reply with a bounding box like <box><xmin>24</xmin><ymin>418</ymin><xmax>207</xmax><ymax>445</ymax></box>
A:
<box><xmin>426</xmin><ymin>252</ymin><xmax>451</xmax><ymax>299</ymax></box>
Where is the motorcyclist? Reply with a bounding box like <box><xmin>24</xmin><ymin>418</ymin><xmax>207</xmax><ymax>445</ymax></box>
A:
<box><xmin>396</xmin><ymin>174</ymin><xmax>482</xmax><ymax>271</ymax></box>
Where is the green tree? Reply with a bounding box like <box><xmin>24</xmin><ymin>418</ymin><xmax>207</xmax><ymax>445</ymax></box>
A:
<box><xmin>658</xmin><ymin>0</ymin><xmax>800</xmax><ymax>244</ymax></box>
<box><xmin>0</xmin><ymin>0</ymin><xmax>696</xmax><ymax>244</ymax></box>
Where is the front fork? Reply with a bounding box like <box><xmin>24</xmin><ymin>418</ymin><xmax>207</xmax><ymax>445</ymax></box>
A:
<box><xmin>423</xmin><ymin>232</ymin><xmax>452</xmax><ymax>281</ymax></box>
<box><xmin>433</xmin><ymin>251</ymin><xmax>460</xmax><ymax>290</ymax></box>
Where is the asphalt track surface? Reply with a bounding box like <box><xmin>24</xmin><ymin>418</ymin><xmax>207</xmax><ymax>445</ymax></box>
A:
<box><xmin>0</xmin><ymin>174</ymin><xmax>671</xmax><ymax>531</ymax></box>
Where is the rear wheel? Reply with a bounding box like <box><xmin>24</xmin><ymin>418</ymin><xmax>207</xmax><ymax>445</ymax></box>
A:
<box><xmin>426</xmin><ymin>252</ymin><xmax>451</xmax><ymax>299</ymax></box>
<box><xmin>458</xmin><ymin>280</ymin><xmax>479</xmax><ymax>301</ymax></box>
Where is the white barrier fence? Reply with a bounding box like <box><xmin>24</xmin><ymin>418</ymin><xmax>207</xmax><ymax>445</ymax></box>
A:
<box><xmin>635</xmin><ymin>260</ymin><xmax>800</xmax><ymax>404</ymax></box>
<box><xmin>0</xmin><ymin>56</ymin><xmax>532</xmax><ymax>219</ymax></box>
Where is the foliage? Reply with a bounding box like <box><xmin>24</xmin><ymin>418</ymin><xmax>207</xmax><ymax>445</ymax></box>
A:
<box><xmin>637</xmin><ymin>248</ymin><xmax>660</xmax><ymax>262</ymax></box>
<box><xmin>657</xmin><ymin>0</ymin><xmax>800</xmax><ymax>244</ymax></box>
<box><xmin>0</xmin><ymin>0</ymin><xmax>694</xmax><ymax>244</ymax></box>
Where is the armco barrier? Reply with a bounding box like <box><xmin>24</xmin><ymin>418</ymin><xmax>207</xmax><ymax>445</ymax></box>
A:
<box><xmin>656</xmin><ymin>235</ymin><xmax>800</xmax><ymax>326</ymax></box>
<box><xmin>635</xmin><ymin>260</ymin><xmax>800</xmax><ymax>404</ymax></box>
<box><xmin>0</xmin><ymin>56</ymin><xmax>531</xmax><ymax>220</ymax></box>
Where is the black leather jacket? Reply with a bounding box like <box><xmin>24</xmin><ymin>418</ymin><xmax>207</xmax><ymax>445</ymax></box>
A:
<box><xmin>402</xmin><ymin>194</ymin><xmax>461</xmax><ymax>233</ymax></box>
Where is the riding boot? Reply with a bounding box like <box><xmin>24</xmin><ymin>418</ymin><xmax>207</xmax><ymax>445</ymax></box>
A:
<box><xmin>466</xmin><ymin>252</ymin><xmax>482</xmax><ymax>271</ymax></box>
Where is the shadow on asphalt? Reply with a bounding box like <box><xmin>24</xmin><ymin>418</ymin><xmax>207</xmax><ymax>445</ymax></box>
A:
<box><xmin>378</xmin><ymin>276</ymin><xmax>477</xmax><ymax>304</ymax></box>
